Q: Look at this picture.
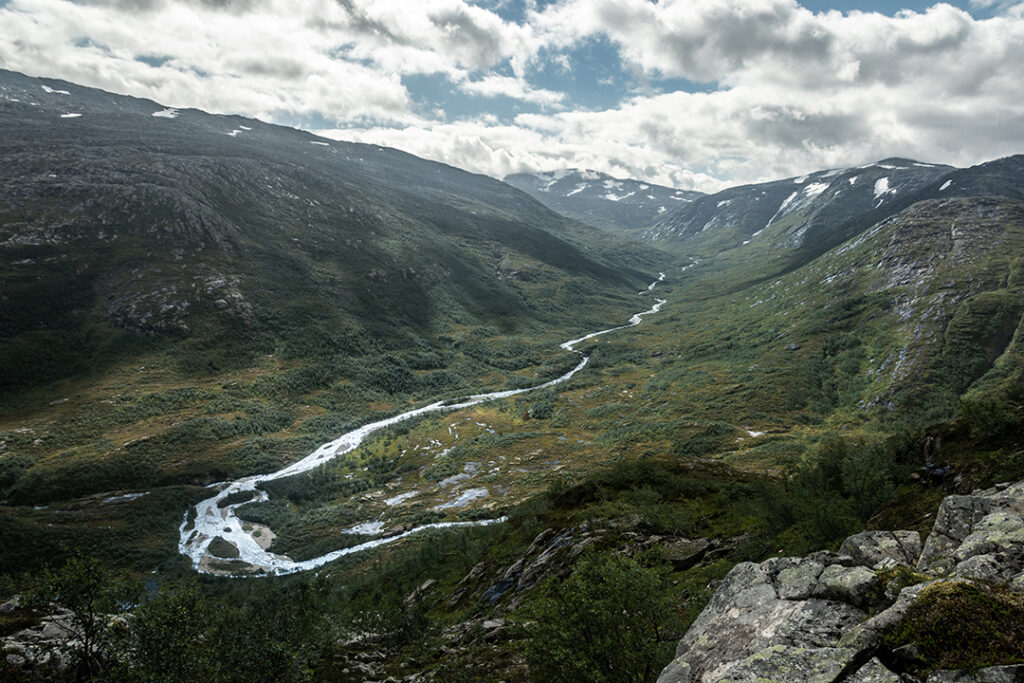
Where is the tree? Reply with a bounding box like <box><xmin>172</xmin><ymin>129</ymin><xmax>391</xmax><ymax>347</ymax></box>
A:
<box><xmin>28</xmin><ymin>555</ymin><xmax>142</xmax><ymax>681</ymax></box>
<box><xmin>123</xmin><ymin>585</ymin><xmax>215</xmax><ymax>682</ymax></box>
<box><xmin>520</xmin><ymin>550</ymin><xmax>681</xmax><ymax>683</ymax></box>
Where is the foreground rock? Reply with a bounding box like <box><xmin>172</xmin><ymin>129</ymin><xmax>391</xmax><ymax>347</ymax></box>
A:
<box><xmin>658</xmin><ymin>481</ymin><xmax>1024</xmax><ymax>682</ymax></box>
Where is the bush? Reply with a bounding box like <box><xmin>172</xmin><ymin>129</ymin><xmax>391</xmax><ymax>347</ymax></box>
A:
<box><xmin>27</xmin><ymin>555</ymin><xmax>143</xmax><ymax>680</ymax></box>
<box><xmin>519</xmin><ymin>550</ymin><xmax>681</xmax><ymax>683</ymax></box>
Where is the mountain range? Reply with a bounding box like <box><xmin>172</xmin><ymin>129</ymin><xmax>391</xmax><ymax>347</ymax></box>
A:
<box><xmin>1</xmin><ymin>69</ymin><xmax>1023</xmax><ymax>683</ymax></box>
<box><xmin>504</xmin><ymin>168</ymin><xmax>703</xmax><ymax>233</ymax></box>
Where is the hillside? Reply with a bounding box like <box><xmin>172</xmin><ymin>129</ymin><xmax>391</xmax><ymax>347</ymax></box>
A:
<box><xmin>644</xmin><ymin>159</ymin><xmax>952</xmax><ymax>254</ymax></box>
<box><xmin>0</xmin><ymin>68</ymin><xmax>661</xmax><ymax>506</ymax></box>
<box><xmin>504</xmin><ymin>169</ymin><xmax>703</xmax><ymax>233</ymax></box>
<box><xmin>2</xmin><ymin>70</ymin><xmax>1024</xmax><ymax>683</ymax></box>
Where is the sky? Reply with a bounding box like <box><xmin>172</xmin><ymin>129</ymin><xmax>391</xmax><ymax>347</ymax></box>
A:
<box><xmin>0</xmin><ymin>0</ymin><xmax>1022</xmax><ymax>192</ymax></box>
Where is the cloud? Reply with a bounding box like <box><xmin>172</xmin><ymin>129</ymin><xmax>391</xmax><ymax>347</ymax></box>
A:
<box><xmin>458</xmin><ymin>74</ymin><xmax>566</xmax><ymax>106</ymax></box>
<box><xmin>0</xmin><ymin>0</ymin><xmax>1022</xmax><ymax>192</ymax></box>
<box><xmin>0</xmin><ymin>0</ymin><xmax>418</xmax><ymax>123</ymax></box>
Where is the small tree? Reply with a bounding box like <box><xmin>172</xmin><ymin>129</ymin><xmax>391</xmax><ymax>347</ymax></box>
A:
<box><xmin>124</xmin><ymin>585</ymin><xmax>215</xmax><ymax>682</ymax></box>
<box><xmin>520</xmin><ymin>550</ymin><xmax>681</xmax><ymax>683</ymax></box>
<box><xmin>28</xmin><ymin>555</ymin><xmax>142</xmax><ymax>681</ymax></box>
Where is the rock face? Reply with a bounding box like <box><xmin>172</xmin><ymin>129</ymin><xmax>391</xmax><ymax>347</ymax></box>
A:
<box><xmin>658</xmin><ymin>481</ymin><xmax>1024</xmax><ymax>682</ymax></box>
<box><xmin>917</xmin><ymin>481</ymin><xmax>1024</xmax><ymax>581</ymax></box>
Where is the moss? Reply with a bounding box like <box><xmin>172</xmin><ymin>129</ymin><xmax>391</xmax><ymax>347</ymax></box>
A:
<box><xmin>866</xmin><ymin>566</ymin><xmax>931</xmax><ymax>611</ymax></box>
<box><xmin>207</xmin><ymin>537</ymin><xmax>241</xmax><ymax>559</ymax></box>
<box><xmin>881</xmin><ymin>581</ymin><xmax>1024</xmax><ymax>670</ymax></box>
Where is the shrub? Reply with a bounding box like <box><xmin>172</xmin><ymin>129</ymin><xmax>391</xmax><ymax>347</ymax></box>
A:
<box><xmin>519</xmin><ymin>550</ymin><xmax>681</xmax><ymax>683</ymax></box>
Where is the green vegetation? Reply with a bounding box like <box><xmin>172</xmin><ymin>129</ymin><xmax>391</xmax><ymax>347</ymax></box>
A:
<box><xmin>25</xmin><ymin>555</ymin><xmax>143</xmax><ymax>681</ymax></box>
<box><xmin>519</xmin><ymin>551</ymin><xmax>681</xmax><ymax>683</ymax></box>
<box><xmin>882</xmin><ymin>582</ymin><xmax>1024</xmax><ymax>671</ymax></box>
<box><xmin>207</xmin><ymin>538</ymin><xmax>240</xmax><ymax>559</ymax></box>
<box><xmin>3</xmin><ymin>76</ymin><xmax>1024</xmax><ymax>681</ymax></box>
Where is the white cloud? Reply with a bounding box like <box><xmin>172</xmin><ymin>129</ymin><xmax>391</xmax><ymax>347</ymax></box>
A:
<box><xmin>0</xmin><ymin>0</ymin><xmax>417</xmax><ymax>123</ymax></box>
<box><xmin>458</xmin><ymin>74</ymin><xmax>566</xmax><ymax>106</ymax></box>
<box><xmin>0</xmin><ymin>0</ymin><xmax>1022</xmax><ymax>191</ymax></box>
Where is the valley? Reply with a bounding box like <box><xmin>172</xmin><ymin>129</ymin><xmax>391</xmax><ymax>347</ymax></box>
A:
<box><xmin>1</xmin><ymin>70</ymin><xmax>1023</xmax><ymax>682</ymax></box>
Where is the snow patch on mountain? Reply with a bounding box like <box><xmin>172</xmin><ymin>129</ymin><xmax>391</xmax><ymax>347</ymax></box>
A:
<box><xmin>763</xmin><ymin>191</ymin><xmax>799</xmax><ymax>232</ymax></box>
<box><xmin>803</xmin><ymin>182</ymin><xmax>829</xmax><ymax>198</ymax></box>
<box><xmin>874</xmin><ymin>177</ymin><xmax>891</xmax><ymax>198</ymax></box>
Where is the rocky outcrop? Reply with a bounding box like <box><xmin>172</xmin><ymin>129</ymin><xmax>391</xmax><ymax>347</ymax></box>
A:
<box><xmin>449</xmin><ymin>520</ymin><xmax>740</xmax><ymax>611</ymax></box>
<box><xmin>917</xmin><ymin>481</ymin><xmax>1024</xmax><ymax>581</ymax></box>
<box><xmin>658</xmin><ymin>481</ymin><xmax>1024</xmax><ymax>682</ymax></box>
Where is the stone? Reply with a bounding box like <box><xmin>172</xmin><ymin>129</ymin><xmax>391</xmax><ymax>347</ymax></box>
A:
<box><xmin>813</xmin><ymin>565</ymin><xmax>879</xmax><ymax>608</ymax></box>
<box><xmin>847</xmin><ymin>657</ymin><xmax>903</xmax><ymax>682</ymax></box>
<box><xmin>659</xmin><ymin>480</ymin><xmax>1024</xmax><ymax>683</ymax></box>
<box><xmin>954</xmin><ymin>553</ymin><xmax>1008</xmax><ymax>582</ymax></box>
<box><xmin>918</xmin><ymin>482</ymin><xmax>1024</xmax><ymax>575</ymax></box>
<box><xmin>775</xmin><ymin>559</ymin><xmax>825</xmax><ymax>601</ymax></box>
<box><xmin>839</xmin><ymin>580</ymin><xmax>941</xmax><ymax>651</ymax></box>
<box><xmin>0</xmin><ymin>596</ymin><xmax>22</xmax><ymax>613</ymax></box>
<box><xmin>707</xmin><ymin>645</ymin><xmax>862</xmax><ymax>682</ymax></box>
<box><xmin>662</xmin><ymin>537</ymin><xmax>714</xmax><ymax>571</ymax></box>
<box><xmin>404</xmin><ymin>578</ymin><xmax>437</xmax><ymax>606</ymax></box>
<box><xmin>840</xmin><ymin>530</ymin><xmax>922</xmax><ymax>569</ymax></box>
<box><xmin>951</xmin><ymin>511</ymin><xmax>1024</xmax><ymax>581</ymax></box>
<box><xmin>657</xmin><ymin>562</ymin><xmax>866</xmax><ymax>682</ymax></box>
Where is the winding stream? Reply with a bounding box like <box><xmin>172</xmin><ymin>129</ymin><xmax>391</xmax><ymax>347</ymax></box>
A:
<box><xmin>179</xmin><ymin>274</ymin><xmax>666</xmax><ymax>575</ymax></box>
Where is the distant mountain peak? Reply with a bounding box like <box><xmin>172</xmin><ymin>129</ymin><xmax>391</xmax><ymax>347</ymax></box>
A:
<box><xmin>504</xmin><ymin>169</ymin><xmax>703</xmax><ymax>232</ymax></box>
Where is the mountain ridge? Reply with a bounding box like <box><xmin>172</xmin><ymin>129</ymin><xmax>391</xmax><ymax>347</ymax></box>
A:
<box><xmin>504</xmin><ymin>168</ymin><xmax>703</xmax><ymax>233</ymax></box>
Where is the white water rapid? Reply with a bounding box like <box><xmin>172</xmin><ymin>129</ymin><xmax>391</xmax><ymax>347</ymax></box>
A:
<box><xmin>179</xmin><ymin>278</ymin><xmax>667</xmax><ymax>576</ymax></box>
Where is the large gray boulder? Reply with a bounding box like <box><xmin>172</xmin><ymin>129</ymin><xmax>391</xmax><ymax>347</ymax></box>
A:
<box><xmin>658</xmin><ymin>480</ymin><xmax>1024</xmax><ymax>682</ymax></box>
<box><xmin>918</xmin><ymin>482</ymin><xmax>1024</xmax><ymax>575</ymax></box>
<box><xmin>840</xmin><ymin>530</ymin><xmax>921</xmax><ymax>569</ymax></box>
<box><xmin>656</xmin><ymin>560</ymin><xmax>867</xmax><ymax>682</ymax></box>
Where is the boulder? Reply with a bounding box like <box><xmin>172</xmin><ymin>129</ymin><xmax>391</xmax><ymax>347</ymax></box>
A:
<box><xmin>662</xmin><ymin>537</ymin><xmax>715</xmax><ymax>571</ymax></box>
<box><xmin>812</xmin><ymin>565</ymin><xmax>879</xmax><ymax>609</ymax></box>
<box><xmin>839</xmin><ymin>579</ymin><xmax>945</xmax><ymax>651</ymax></box>
<box><xmin>656</xmin><ymin>561</ymin><xmax>866</xmax><ymax>682</ymax></box>
<box><xmin>918</xmin><ymin>482</ymin><xmax>1024</xmax><ymax>575</ymax></box>
<box><xmin>775</xmin><ymin>559</ymin><xmax>824</xmax><ymax>601</ymax></box>
<box><xmin>847</xmin><ymin>657</ymin><xmax>903</xmax><ymax>682</ymax></box>
<box><xmin>658</xmin><ymin>480</ymin><xmax>1024</xmax><ymax>682</ymax></box>
<box><xmin>839</xmin><ymin>530</ymin><xmax>921</xmax><ymax>569</ymax></box>
<box><xmin>707</xmin><ymin>645</ymin><xmax>863</xmax><ymax>682</ymax></box>
<box><xmin>951</xmin><ymin>511</ymin><xmax>1024</xmax><ymax>581</ymax></box>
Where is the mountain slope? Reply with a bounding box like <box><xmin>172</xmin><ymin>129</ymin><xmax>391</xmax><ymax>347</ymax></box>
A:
<box><xmin>504</xmin><ymin>169</ymin><xmax>703</xmax><ymax>232</ymax></box>
<box><xmin>0</xmin><ymin>70</ymin><xmax>656</xmax><ymax>393</ymax></box>
<box><xmin>0</xmin><ymin>69</ymin><xmax>664</xmax><ymax>505</ymax></box>
<box><xmin>645</xmin><ymin>158</ymin><xmax>952</xmax><ymax>255</ymax></box>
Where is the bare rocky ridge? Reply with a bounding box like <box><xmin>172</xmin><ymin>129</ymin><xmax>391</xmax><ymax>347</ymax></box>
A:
<box><xmin>657</xmin><ymin>482</ymin><xmax>1024</xmax><ymax>682</ymax></box>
